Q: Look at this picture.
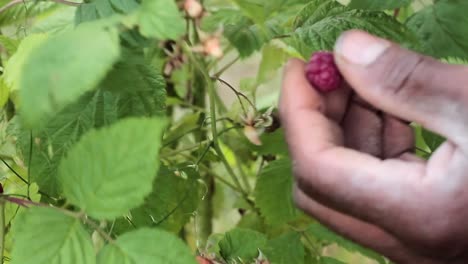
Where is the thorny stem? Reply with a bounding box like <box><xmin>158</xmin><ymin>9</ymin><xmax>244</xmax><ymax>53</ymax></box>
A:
<box><xmin>183</xmin><ymin>43</ymin><xmax>247</xmax><ymax>196</ymax></box>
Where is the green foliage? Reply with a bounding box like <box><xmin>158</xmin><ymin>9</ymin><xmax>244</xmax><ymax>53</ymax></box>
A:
<box><xmin>124</xmin><ymin>165</ymin><xmax>200</xmax><ymax>233</ymax></box>
<box><xmin>136</xmin><ymin>0</ymin><xmax>185</xmax><ymax>40</ymax></box>
<box><xmin>0</xmin><ymin>0</ymin><xmax>463</xmax><ymax>263</ymax></box>
<box><xmin>292</xmin><ymin>0</ymin><xmax>415</xmax><ymax>58</ymax></box>
<box><xmin>0</xmin><ymin>1</ymin><xmax>57</xmax><ymax>28</ymax></box>
<box><xmin>263</xmin><ymin>232</ymin><xmax>305</xmax><ymax>264</ymax></box>
<box><xmin>406</xmin><ymin>0</ymin><xmax>468</xmax><ymax>59</ymax></box>
<box><xmin>307</xmin><ymin>223</ymin><xmax>386</xmax><ymax>264</ymax></box>
<box><xmin>59</xmin><ymin>117</ymin><xmax>166</xmax><ymax>220</ymax></box>
<box><xmin>219</xmin><ymin>228</ymin><xmax>268</xmax><ymax>262</ymax></box>
<box><xmin>19</xmin><ymin>22</ymin><xmax>120</xmax><ymax>128</ymax></box>
<box><xmin>17</xmin><ymin>90</ymin><xmax>118</xmax><ymax>196</ymax></box>
<box><xmin>201</xmin><ymin>6</ymin><xmax>292</xmax><ymax>58</ymax></box>
<box><xmin>11</xmin><ymin>207</ymin><xmax>95</xmax><ymax>264</ymax></box>
<box><xmin>97</xmin><ymin>228</ymin><xmax>197</xmax><ymax>264</ymax></box>
<box><xmin>348</xmin><ymin>0</ymin><xmax>411</xmax><ymax>10</ymax></box>
<box><xmin>254</xmin><ymin>158</ymin><xmax>299</xmax><ymax>227</ymax></box>
<box><xmin>101</xmin><ymin>50</ymin><xmax>167</xmax><ymax>117</ymax></box>
<box><xmin>422</xmin><ymin>129</ymin><xmax>446</xmax><ymax>152</ymax></box>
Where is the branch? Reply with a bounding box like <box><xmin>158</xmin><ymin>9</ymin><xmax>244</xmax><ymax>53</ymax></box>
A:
<box><xmin>212</xmin><ymin>56</ymin><xmax>239</xmax><ymax>78</ymax></box>
<box><xmin>0</xmin><ymin>0</ymin><xmax>22</xmax><ymax>14</ymax></box>
<box><xmin>214</xmin><ymin>77</ymin><xmax>257</xmax><ymax>114</ymax></box>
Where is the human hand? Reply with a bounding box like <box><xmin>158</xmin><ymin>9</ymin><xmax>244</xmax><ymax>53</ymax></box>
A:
<box><xmin>280</xmin><ymin>30</ymin><xmax>468</xmax><ymax>264</ymax></box>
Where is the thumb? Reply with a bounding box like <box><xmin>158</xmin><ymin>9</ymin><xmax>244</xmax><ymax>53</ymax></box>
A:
<box><xmin>334</xmin><ymin>30</ymin><xmax>468</xmax><ymax>146</ymax></box>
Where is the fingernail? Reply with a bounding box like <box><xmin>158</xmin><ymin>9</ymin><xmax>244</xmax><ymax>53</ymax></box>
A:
<box><xmin>334</xmin><ymin>31</ymin><xmax>390</xmax><ymax>66</ymax></box>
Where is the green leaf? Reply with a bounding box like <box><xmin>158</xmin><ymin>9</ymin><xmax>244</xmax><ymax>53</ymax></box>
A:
<box><xmin>236</xmin><ymin>212</ymin><xmax>266</xmax><ymax>233</ymax></box>
<box><xmin>254</xmin><ymin>158</ymin><xmax>299</xmax><ymax>227</ymax></box>
<box><xmin>31</xmin><ymin>6</ymin><xmax>76</xmax><ymax>35</ymax></box>
<box><xmin>307</xmin><ymin>222</ymin><xmax>386</xmax><ymax>264</ymax></box>
<box><xmin>0</xmin><ymin>2</ymin><xmax>57</xmax><ymax>27</ymax></box>
<box><xmin>422</xmin><ymin>129</ymin><xmax>445</xmax><ymax>152</ymax></box>
<box><xmin>0</xmin><ymin>35</ymin><xmax>19</xmax><ymax>56</ymax></box>
<box><xmin>257</xmin><ymin>43</ymin><xmax>289</xmax><ymax>85</ymax></box>
<box><xmin>137</xmin><ymin>0</ymin><xmax>185</xmax><ymax>40</ymax></box>
<box><xmin>127</xmin><ymin>166</ymin><xmax>200</xmax><ymax>233</ymax></box>
<box><xmin>0</xmin><ymin>77</ymin><xmax>10</xmax><ymax>109</ymax></box>
<box><xmin>11</xmin><ymin>207</ymin><xmax>95</xmax><ymax>264</ymax></box>
<box><xmin>4</xmin><ymin>34</ymin><xmax>48</xmax><ymax>96</ymax></box>
<box><xmin>75</xmin><ymin>2</ymin><xmax>100</xmax><ymax>24</ymax></box>
<box><xmin>17</xmin><ymin>90</ymin><xmax>118</xmax><ymax>197</ymax></box>
<box><xmin>101</xmin><ymin>50</ymin><xmax>166</xmax><ymax>117</ymax></box>
<box><xmin>202</xmin><ymin>8</ymin><xmax>285</xmax><ymax>58</ymax></box>
<box><xmin>95</xmin><ymin>0</ymin><xmax>117</xmax><ymax>18</ymax></box>
<box><xmin>232</xmin><ymin>0</ymin><xmax>269</xmax><ymax>24</ymax></box>
<box><xmin>19</xmin><ymin>22</ymin><xmax>120</xmax><ymax>128</ymax></box>
<box><xmin>201</xmin><ymin>8</ymin><xmax>242</xmax><ymax>32</ymax></box>
<box><xmin>162</xmin><ymin>112</ymin><xmax>201</xmax><ymax>145</ymax></box>
<box><xmin>228</xmin><ymin>18</ymin><xmax>284</xmax><ymax>58</ymax></box>
<box><xmin>97</xmin><ymin>228</ymin><xmax>197</xmax><ymax>264</ymax></box>
<box><xmin>110</xmin><ymin>0</ymin><xmax>140</xmax><ymax>14</ymax></box>
<box><xmin>219</xmin><ymin>228</ymin><xmax>268</xmax><ymax>263</ymax></box>
<box><xmin>348</xmin><ymin>0</ymin><xmax>411</xmax><ymax>10</ymax></box>
<box><xmin>249</xmin><ymin>129</ymin><xmax>289</xmax><ymax>156</ymax></box>
<box><xmin>406</xmin><ymin>0</ymin><xmax>468</xmax><ymax>59</ymax></box>
<box><xmin>292</xmin><ymin>0</ymin><xmax>415</xmax><ymax>58</ymax></box>
<box><xmin>58</xmin><ymin>117</ymin><xmax>167</xmax><ymax>220</ymax></box>
<box><xmin>264</xmin><ymin>232</ymin><xmax>305</xmax><ymax>264</ymax></box>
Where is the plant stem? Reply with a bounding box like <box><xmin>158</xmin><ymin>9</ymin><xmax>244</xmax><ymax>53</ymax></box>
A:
<box><xmin>215</xmin><ymin>77</ymin><xmax>257</xmax><ymax>115</ymax></box>
<box><xmin>83</xmin><ymin>217</ymin><xmax>115</xmax><ymax>243</ymax></box>
<box><xmin>235</xmin><ymin>155</ymin><xmax>251</xmax><ymax>193</ymax></box>
<box><xmin>212</xmin><ymin>56</ymin><xmax>240</xmax><ymax>78</ymax></box>
<box><xmin>183</xmin><ymin>43</ymin><xmax>247</xmax><ymax>194</ymax></box>
<box><xmin>187</xmin><ymin>32</ymin><xmax>215</xmax><ymax>246</ymax></box>
<box><xmin>161</xmin><ymin>141</ymin><xmax>210</xmax><ymax>159</ymax></box>
<box><xmin>178</xmin><ymin>152</ymin><xmax>242</xmax><ymax>193</ymax></box>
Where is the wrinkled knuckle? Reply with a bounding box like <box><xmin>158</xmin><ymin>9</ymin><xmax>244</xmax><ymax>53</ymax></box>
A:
<box><xmin>374</xmin><ymin>49</ymin><xmax>429</xmax><ymax>99</ymax></box>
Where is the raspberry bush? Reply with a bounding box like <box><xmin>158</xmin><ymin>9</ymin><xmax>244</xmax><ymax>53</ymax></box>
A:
<box><xmin>0</xmin><ymin>0</ymin><xmax>460</xmax><ymax>263</ymax></box>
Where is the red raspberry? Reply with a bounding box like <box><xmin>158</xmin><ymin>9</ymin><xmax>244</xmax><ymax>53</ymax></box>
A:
<box><xmin>305</xmin><ymin>51</ymin><xmax>343</xmax><ymax>92</ymax></box>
